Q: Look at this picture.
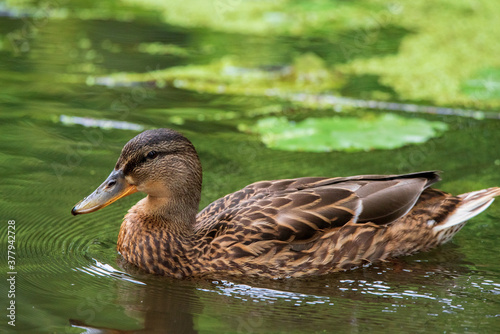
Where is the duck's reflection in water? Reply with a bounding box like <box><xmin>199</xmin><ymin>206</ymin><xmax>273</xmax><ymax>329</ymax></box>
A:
<box><xmin>70</xmin><ymin>243</ymin><xmax>474</xmax><ymax>333</ymax></box>
<box><xmin>70</xmin><ymin>261</ymin><xmax>200</xmax><ymax>334</ymax></box>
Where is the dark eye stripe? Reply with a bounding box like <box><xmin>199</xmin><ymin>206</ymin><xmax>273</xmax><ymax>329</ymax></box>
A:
<box><xmin>122</xmin><ymin>149</ymin><xmax>184</xmax><ymax>175</ymax></box>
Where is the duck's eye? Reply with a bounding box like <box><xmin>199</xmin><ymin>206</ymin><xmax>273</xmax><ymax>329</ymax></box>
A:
<box><xmin>146</xmin><ymin>150</ymin><xmax>158</xmax><ymax>159</ymax></box>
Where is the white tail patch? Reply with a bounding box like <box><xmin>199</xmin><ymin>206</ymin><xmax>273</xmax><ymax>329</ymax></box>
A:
<box><xmin>433</xmin><ymin>187</ymin><xmax>500</xmax><ymax>233</ymax></box>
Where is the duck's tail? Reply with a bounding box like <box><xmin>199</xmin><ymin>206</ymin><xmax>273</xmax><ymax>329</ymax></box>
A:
<box><xmin>432</xmin><ymin>187</ymin><xmax>500</xmax><ymax>244</ymax></box>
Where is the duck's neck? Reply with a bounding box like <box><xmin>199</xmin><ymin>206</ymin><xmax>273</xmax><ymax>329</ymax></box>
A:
<box><xmin>117</xmin><ymin>196</ymin><xmax>200</xmax><ymax>278</ymax></box>
<box><xmin>145</xmin><ymin>195</ymin><xmax>198</xmax><ymax>231</ymax></box>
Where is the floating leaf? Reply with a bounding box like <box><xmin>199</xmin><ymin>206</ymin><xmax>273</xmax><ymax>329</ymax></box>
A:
<box><xmin>241</xmin><ymin>114</ymin><xmax>448</xmax><ymax>152</ymax></box>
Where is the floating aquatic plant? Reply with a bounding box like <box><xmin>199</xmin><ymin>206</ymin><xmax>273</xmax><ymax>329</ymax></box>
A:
<box><xmin>240</xmin><ymin>113</ymin><xmax>448</xmax><ymax>152</ymax></box>
<box><xmin>99</xmin><ymin>53</ymin><xmax>344</xmax><ymax>95</ymax></box>
<box><xmin>119</xmin><ymin>0</ymin><xmax>500</xmax><ymax>108</ymax></box>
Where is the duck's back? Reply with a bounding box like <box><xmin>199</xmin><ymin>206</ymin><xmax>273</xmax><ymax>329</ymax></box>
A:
<box><xmin>192</xmin><ymin>171</ymin><xmax>484</xmax><ymax>278</ymax></box>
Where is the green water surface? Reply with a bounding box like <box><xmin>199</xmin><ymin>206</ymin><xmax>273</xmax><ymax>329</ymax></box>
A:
<box><xmin>1</xmin><ymin>1</ymin><xmax>500</xmax><ymax>333</ymax></box>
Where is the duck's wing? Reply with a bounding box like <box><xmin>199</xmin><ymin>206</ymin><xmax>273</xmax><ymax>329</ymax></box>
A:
<box><xmin>196</xmin><ymin>171</ymin><xmax>440</xmax><ymax>244</ymax></box>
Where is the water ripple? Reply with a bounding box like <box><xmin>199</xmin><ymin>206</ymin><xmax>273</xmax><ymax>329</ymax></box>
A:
<box><xmin>199</xmin><ymin>280</ymin><xmax>332</xmax><ymax>305</ymax></box>
<box><xmin>75</xmin><ymin>259</ymin><xmax>146</xmax><ymax>285</ymax></box>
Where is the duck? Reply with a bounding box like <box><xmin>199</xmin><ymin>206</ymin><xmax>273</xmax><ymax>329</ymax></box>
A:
<box><xmin>71</xmin><ymin>128</ymin><xmax>500</xmax><ymax>279</ymax></box>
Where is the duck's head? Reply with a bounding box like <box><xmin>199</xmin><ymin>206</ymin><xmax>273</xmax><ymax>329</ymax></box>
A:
<box><xmin>71</xmin><ymin>128</ymin><xmax>202</xmax><ymax>218</ymax></box>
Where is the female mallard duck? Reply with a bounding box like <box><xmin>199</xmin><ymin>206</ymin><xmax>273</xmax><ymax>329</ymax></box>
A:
<box><xmin>72</xmin><ymin>129</ymin><xmax>500</xmax><ymax>279</ymax></box>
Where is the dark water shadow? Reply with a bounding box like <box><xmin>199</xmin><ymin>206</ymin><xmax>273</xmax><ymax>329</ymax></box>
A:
<box><xmin>340</xmin><ymin>74</ymin><xmax>399</xmax><ymax>100</ymax></box>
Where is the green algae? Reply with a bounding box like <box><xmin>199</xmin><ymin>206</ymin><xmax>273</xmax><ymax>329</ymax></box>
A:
<box><xmin>5</xmin><ymin>0</ymin><xmax>500</xmax><ymax>108</ymax></box>
<box><xmin>102</xmin><ymin>53</ymin><xmax>344</xmax><ymax>96</ymax></box>
<box><xmin>338</xmin><ymin>1</ymin><xmax>500</xmax><ymax>108</ymax></box>
<box><xmin>121</xmin><ymin>0</ymin><xmax>376</xmax><ymax>36</ymax></box>
<box><xmin>119</xmin><ymin>0</ymin><xmax>500</xmax><ymax>109</ymax></box>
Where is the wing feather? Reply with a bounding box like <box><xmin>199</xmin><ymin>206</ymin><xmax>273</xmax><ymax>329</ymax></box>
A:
<box><xmin>195</xmin><ymin>171</ymin><xmax>440</xmax><ymax>251</ymax></box>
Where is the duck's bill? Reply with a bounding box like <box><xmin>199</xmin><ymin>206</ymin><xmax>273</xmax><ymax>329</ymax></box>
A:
<box><xmin>71</xmin><ymin>170</ymin><xmax>137</xmax><ymax>216</ymax></box>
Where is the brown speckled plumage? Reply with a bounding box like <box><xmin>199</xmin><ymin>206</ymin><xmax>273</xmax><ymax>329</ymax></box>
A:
<box><xmin>72</xmin><ymin>129</ymin><xmax>500</xmax><ymax>279</ymax></box>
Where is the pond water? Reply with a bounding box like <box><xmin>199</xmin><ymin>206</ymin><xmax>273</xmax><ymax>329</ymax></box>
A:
<box><xmin>1</xmin><ymin>2</ymin><xmax>500</xmax><ymax>333</ymax></box>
